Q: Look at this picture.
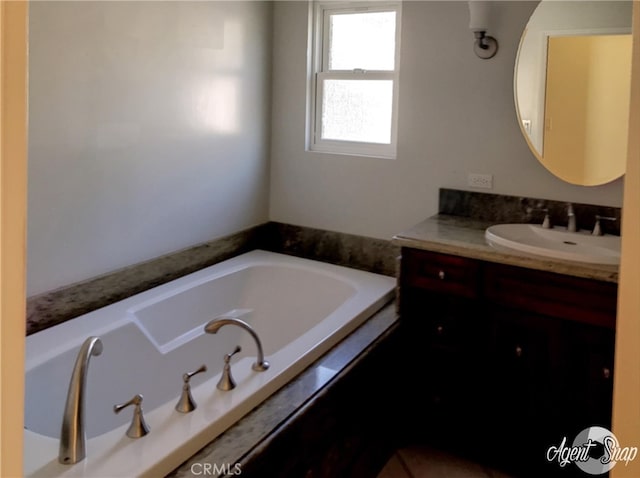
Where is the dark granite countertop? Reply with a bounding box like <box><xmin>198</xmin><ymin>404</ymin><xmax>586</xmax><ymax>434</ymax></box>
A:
<box><xmin>392</xmin><ymin>214</ymin><xmax>619</xmax><ymax>283</ymax></box>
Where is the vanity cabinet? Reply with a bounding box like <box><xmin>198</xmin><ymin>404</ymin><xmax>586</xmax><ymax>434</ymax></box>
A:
<box><xmin>399</xmin><ymin>248</ymin><xmax>617</xmax><ymax>477</ymax></box>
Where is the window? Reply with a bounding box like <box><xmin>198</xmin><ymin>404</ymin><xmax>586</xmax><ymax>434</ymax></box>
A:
<box><xmin>309</xmin><ymin>2</ymin><xmax>401</xmax><ymax>158</ymax></box>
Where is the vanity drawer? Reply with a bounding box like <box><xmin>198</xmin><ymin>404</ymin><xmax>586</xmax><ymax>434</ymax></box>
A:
<box><xmin>401</xmin><ymin>249</ymin><xmax>480</xmax><ymax>298</ymax></box>
<box><xmin>484</xmin><ymin>263</ymin><xmax>617</xmax><ymax>329</ymax></box>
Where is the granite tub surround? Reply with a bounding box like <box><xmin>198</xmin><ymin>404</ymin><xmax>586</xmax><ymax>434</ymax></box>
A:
<box><xmin>167</xmin><ymin>301</ymin><xmax>399</xmax><ymax>478</ymax></box>
<box><xmin>265</xmin><ymin>222</ymin><xmax>400</xmax><ymax>277</ymax></box>
<box><xmin>26</xmin><ymin>224</ymin><xmax>268</xmax><ymax>335</ymax></box>
<box><xmin>439</xmin><ymin>188</ymin><xmax>622</xmax><ymax>236</ymax></box>
<box><xmin>393</xmin><ymin>190</ymin><xmax>619</xmax><ymax>282</ymax></box>
<box><xmin>27</xmin><ymin>221</ymin><xmax>398</xmax><ymax>335</ymax></box>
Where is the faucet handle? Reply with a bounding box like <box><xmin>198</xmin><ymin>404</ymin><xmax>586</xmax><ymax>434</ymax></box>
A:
<box><xmin>175</xmin><ymin>364</ymin><xmax>208</xmax><ymax>413</ymax></box>
<box><xmin>218</xmin><ymin>346</ymin><xmax>241</xmax><ymax>391</ymax></box>
<box><xmin>526</xmin><ymin>206</ymin><xmax>551</xmax><ymax>229</ymax></box>
<box><xmin>566</xmin><ymin>203</ymin><xmax>577</xmax><ymax>232</ymax></box>
<box><xmin>114</xmin><ymin>394</ymin><xmax>150</xmax><ymax>438</ymax></box>
<box><xmin>225</xmin><ymin>345</ymin><xmax>241</xmax><ymax>363</ymax></box>
<box><xmin>184</xmin><ymin>364</ymin><xmax>207</xmax><ymax>382</ymax></box>
<box><xmin>592</xmin><ymin>215</ymin><xmax>617</xmax><ymax>236</ymax></box>
<box><xmin>541</xmin><ymin>212</ymin><xmax>551</xmax><ymax>230</ymax></box>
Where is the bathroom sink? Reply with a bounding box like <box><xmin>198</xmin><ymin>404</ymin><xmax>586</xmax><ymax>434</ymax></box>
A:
<box><xmin>485</xmin><ymin>224</ymin><xmax>621</xmax><ymax>265</ymax></box>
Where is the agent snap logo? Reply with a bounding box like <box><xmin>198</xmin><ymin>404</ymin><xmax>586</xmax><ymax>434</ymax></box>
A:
<box><xmin>546</xmin><ymin>426</ymin><xmax>638</xmax><ymax>475</ymax></box>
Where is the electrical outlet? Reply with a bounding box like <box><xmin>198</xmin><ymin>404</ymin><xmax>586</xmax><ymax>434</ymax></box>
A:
<box><xmin>468</xmin><ymin>173</ymin><xmax>493</xmax><ymax>189</ymax></box>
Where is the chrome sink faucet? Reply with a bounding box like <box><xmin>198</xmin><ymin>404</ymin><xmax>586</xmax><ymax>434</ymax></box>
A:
<box><xmin>59</xmin><ymin>336</ymin><xmax>103</xmax><ymax>465</ymax></box>
<box><xmin>204</xmin><ymin>317</ymin><xmax>269</xmax><ymax>371</ymax></box>
<box><xmin>567</xmin><ymin>203</ymin><xmax>577</xmax><ymax>232</ymax></box>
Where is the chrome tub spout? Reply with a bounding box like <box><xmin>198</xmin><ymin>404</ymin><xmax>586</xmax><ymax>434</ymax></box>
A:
<box><xmin>59</xmin><ymin>336</ymin><xmax>103</xmax><ymax>464</ymax></box>
<box><xmin>204</xmin><ymin>317</ymin><xmax>269</xmax><ymax>371</ymax></box>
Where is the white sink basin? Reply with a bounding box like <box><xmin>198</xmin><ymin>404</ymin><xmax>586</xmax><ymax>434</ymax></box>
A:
<box><xmin>485</xmin><ymin>224</ymin><xmax>621</xmax><ymax>265</ymax></box>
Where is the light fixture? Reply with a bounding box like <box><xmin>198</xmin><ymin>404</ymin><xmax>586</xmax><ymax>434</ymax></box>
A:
<box><xmin>468</xmin><ymin>0</ymin><xmax>498</xmax><ymax>59</ymax></box>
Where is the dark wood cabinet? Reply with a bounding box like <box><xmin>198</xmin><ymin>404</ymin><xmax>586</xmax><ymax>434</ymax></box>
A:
<box><xmin>398</xmin><ymin>247</ymin><xmax>617</xmax><ymax>477</ymax></box>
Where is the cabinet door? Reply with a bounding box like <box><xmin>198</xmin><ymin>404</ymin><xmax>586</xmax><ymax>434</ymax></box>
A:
<box><xmin>489</xmin><ymin>307</ymin><xmax>566</xmax><ymax>435</ymax></box>
<box><xmin>400</xmin><ymin>288</ymin><xmax>489</xmax><ymax>447</ymax></box>
<box><xmin>487</xmin><ymin>307</ymin><xmax>573</xmax><ymax>476</ymax></box>
<box><xmin>563</xmin><ymin>323</ymin><xmax>615</xmax><ymax>430</ymax></box>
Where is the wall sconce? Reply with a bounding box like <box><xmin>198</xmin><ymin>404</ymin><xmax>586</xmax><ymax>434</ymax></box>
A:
<box><xmin>468</xmin><ymin>0</ymin><xmax>498</xmax><ymax>59</ymax></box>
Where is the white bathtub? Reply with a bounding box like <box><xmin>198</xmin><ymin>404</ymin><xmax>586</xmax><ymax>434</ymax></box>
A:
<box><xmin>24</xmin><ymin>250</ymin><xmax>395</xmax><ymax>477</ymax></box>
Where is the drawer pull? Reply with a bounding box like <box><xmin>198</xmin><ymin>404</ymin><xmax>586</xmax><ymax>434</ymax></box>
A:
<box><xmin>438</xmin><ymin>270</ymin><xmax>446</xmax><ymax>280</ymax></box>
<box><xmin>515</xmin><ymin>346</ymin><xmax>523</xmax><ymax>358</ymax></box>
<box><xmin>603</xmin><ymin>367</ymin><xmax>611</xmax><ymax>379</ymax></box>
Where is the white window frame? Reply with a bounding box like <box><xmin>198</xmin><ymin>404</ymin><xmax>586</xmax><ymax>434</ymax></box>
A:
<box><xmin>309</xmin><ymin>1</ymin><xmax>402</xmax><ymax>159</ymax></box>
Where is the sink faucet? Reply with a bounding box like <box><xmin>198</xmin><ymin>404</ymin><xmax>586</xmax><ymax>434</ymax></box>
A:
<box><xmin>526</xmin><ymin>204</ymin><xmax>551</xmax><ymax>229</ymax></box>
<box><xmin>567</xmin><ymin>203</ymin><xmax>577</xmax><ymax>232</ymax></box>
<box><xmin>59</xmin><ymin>336</ymin><xmax>103</xmax><ymax>464</ymax></box>
<box><xmin>204</xmin><ymin>318</ymin><xmax>269</xmax><ymax>371</ymax></box>
<box><xmin>592</xmin><ymin>214</ymin><xmax>617</xmax><ymax>236</ymax></box>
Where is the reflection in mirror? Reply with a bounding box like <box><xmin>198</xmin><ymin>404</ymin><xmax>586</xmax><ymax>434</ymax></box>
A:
<box><xmin>514</xmin><ymin>1</ymin><xmax>632</xmax><ymax>186</ymax></box>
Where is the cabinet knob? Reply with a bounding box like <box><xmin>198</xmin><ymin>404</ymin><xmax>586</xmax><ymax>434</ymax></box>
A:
<box><xmin>438</xmin><ymin>270</ymin><xmax>446</xmax><ymax>280</ymax></box>
<box><xmin>436</xmin><ymin>325</ymin><xmax>444</xmax><ymax>335</ymax></box>
<box><xmin>603</xmin><ymin>367</ymin><xmax>611</xmax><ymax>379</ymax></box>
<box><xmin>515</xmin><ymin>346</ymin><xmax>523</xmax><ymax>358</ymax></box>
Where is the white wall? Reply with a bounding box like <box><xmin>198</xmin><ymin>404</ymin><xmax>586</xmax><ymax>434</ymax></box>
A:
<box><xmin>269</xmin><ymin>1</ymin><xmax>625</xmax><ymax>241</ymax></box>
<box><xmin>28</xmin><ymin>1</ymin><xmax>272</xmax><ymax>296</ymax></box>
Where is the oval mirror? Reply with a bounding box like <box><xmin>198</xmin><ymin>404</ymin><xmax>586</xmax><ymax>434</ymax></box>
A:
<box><xmin>514</xmin><ymin>1</ymin><xmax>632</xmax><ymax>186</ymax></box>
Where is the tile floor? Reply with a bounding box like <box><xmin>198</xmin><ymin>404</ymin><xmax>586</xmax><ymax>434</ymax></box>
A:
<box><xmin>377</xmin><ymin>446</ymin><xmax>515</xmax><ymax>478</ymax></box>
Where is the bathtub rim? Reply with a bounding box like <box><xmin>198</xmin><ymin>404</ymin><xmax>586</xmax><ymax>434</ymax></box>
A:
<box><xmin>25</xmin><ymin>250</ymin><xmax>388</xmax><ymax>370</ymax></box>
<box><xmin>23</xmin><ymin>249</ymin><xmax>396</xmax><ymax>477</ymax></box>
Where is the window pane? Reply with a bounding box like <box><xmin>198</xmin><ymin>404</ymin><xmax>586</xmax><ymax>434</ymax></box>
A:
<box><xmin>329</xmin><ymin>11</ymin><xmax>396</xmax><ymax>71</ymax></box>
<box><xmin>321</xmin><ymin>79</ymin><xmax>393</xmax><ymax>144</ymax></box>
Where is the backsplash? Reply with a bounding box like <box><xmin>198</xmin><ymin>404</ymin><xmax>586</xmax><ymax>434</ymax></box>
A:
<box><xmin>439</xmin><ymin>189</ymin><xmax>621</xmax><ymax>236</ymax></box>
<box><xmin>26</xmin><ymin>223</ymin><xmax>399</xmax><ymax>335</ymax></box>
<box><xmin>263</xmin><ymin>222</ymin><xmax>399</xmax><ymax>277</ymax></box>
<box><xmin>26</xmin><ymin>225</ymin><xmax>267</xmax><ymax>335</ymax></box>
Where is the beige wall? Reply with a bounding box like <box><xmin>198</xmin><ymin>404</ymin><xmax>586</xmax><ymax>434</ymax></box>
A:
<box><xmin>544</xmin><ymin>34</ymin><xmax>631</xmax><ymax>185</ymax></box>
<box><xmin>611</xmin><ymin>2</ymin><xmax>640</xmax><ymax>476</ymax></box>
<box><xmin>544</xmin><ymin>36</ymin><xmax>590</xmax><ymax>179</ymax></box>
<box><xmin>585</xmin><ymin>35</ymin><xmax>632</xmax><ymax>183</ymax></box>
<box><xmin>0</xmin><ymin>1</ymin><xmax>27</xmax><ymax>475</ymax></box>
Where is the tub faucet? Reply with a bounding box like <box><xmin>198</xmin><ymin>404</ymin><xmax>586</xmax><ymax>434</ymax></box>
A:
<box><xmin>59</xmin><ymin>336</ymin><xmax>103</xmax><ymax>465</ymax></box>
<box><xmin>204</xmin><ymin>318</ymin><xmax>269</xmax><ymax>371</ymax></box>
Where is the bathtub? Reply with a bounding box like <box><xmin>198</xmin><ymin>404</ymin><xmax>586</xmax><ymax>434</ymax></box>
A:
<box><xmin>24</xmin><ymin>250</ymin><xmax>395</xmax><ymax>477</ymax></box>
